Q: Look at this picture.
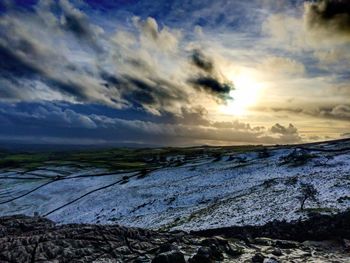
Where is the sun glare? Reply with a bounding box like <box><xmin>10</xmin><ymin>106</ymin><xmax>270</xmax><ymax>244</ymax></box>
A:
<box><xmin>220</xmin><ymin>72</ymin><xmax>262</xmax><ymax>116</ymax></box>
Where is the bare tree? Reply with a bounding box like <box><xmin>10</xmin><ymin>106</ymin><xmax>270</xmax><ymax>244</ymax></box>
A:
<box><xmin>298</xmin><ymin>183</ymin><xmax>318</xmax><ymax>211</ymax></box>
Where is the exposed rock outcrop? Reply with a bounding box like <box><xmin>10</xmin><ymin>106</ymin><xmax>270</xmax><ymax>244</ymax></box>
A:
<box><xmin>0</xmin><ymin>213</ymin><xmax>349</xmax><ymax>262</ymax></box>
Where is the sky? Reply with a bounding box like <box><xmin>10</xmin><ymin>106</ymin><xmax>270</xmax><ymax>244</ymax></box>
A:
<box><xmin>0</xmin><ymin>0</ymin><xmax>349</xmax><ymax>146</ymax></box>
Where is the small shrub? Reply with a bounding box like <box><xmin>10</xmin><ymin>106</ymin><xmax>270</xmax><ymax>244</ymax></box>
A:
<box><xmin>258</xmin><ymin>148</ymin><xmax>270</xmax><ymax>159</ymax></box>
<box><xmin>285</xmin><ymin>176</ymin><xmax>298</xmax><ymax>186</ymax></box>
<box><xmin>212</xmin><ymin>153</ymin><xmax>222</xmax><ymax>162</ymax></box>
<box><xmin>227</xmin><ymin>155</ymin><xmax>247</xmax><ymax>163</ymax></box>
<box><xmin>137</xmin><ymin>169</ymin><xmax>149</xmax><ymax>179</ymax></box>
<box><xmin>337</xmin><ymin>196</ymin><xmax>350</xmax><ymax>203</ymax></box>
<box><xmin>279</xmin><ymin>149</ymin><xmax>314</xmax><ymax>167</ymax></box>
<box><xmin>298</xmin><ymin>183</ymin><xmax>318</xmax><ymax>211</ymax></box>
<box><xmin>262</xmin><ymin>178</ymin><xmax>278</xmax><ymax>188</ymax></box>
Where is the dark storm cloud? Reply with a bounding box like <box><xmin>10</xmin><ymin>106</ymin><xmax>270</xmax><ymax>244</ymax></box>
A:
<box><xmin>188</xmin><ymin>49</ymin><xmax>233</xmax><ymax>99</ymax></box>
<box><xmin>190</xmin><ymin>77</ymin><xmax>231</xmax><ymax>97</ymax></box>
<box><xmin>271</xmin><ymin>104</ymin><xmax>350</xmax><ymax>121</ymax></box>
<box><xmin>163</xmin><ymin>106</ymin><xmax>211</xmax><ymax>126</ymax></box>
<box><xmin>270</xmin><ymin>123</ymin><xmax>301</xmax><ymax>143</ymax></box>
<box><xmin>191</xmin><ymin>49</ymin><xmax>214</xmax><ymax>73</ymax></box>
<box><xmin>305</xmin><ymin>0</ymin><xmax>350</xmax><ymax>36</ymax></box>
<box><xmin>212</xmin><ymin>121</ymin><xmax>263</xmax><ymax>131</ymax></box>
<box><xmin>0</xmin><ymin>43</ymin><xmax>41</xmax><ymax>78</ymax></box>
<box><xmin>0</xmin><ymin>0</ymin><xmax>347</xmax><ymax>145</ymax></box>
<box><xmin>320</xmin><ymin>104</ymin><xmax>350</xmax><ymax>120</ymax></box>
<box><xmin>126</xmin><ymin>78</ymin><xmax>157</xmax><ymax>105</ymax></box>
<box><xmin>61</xmin><ymin>4</ymin><xmax>90</xmax><ymax>37</ymax></box>
<box><xmin>124</xmin><ymin>76</ymin><xmax>190</xmax><ymax>110</ymax></box>
<box><xmin>0</xmin><ymin>38</ymin><xmax>90</xmax><ymax>101</ymax></box>
<box><xmin>99</xmin><ymin>70</ymin><xmax>190</xmax><ymax>113</ymax></box>
<box><xmin>0</xmin><ymin>102</ymin><xmax>97</xmax><ymax>129</ymax></box>
<box><xmin>100</xmin><ymin>71</ymin><xmax>122</xmax><ymax>88</ymax></box>
<box><xmin>59</xmin><ymin>0</ymin><xmax>102</xmax><ymax>49</ymax></box>
<box><xmin>0</xmin><ymin>1</ymin><xmax>237</xmax><ymax>114</ymax></box>
<box><xmin>49</xmin><ymin>79</ymin><xmax>92</xmax><ymax>101</ymax></box>
<box><xmin>0</xmin><ymin>101</ymin><xmax>303</xmax><ymax>145</ymax></box>
<box><xmin>0</xmin><ymin>3</ymin><xmax>103</xmax><ymax>102</ymax></box>
<box><xmin>271</xmin><ymin>123</ymin><xmax>298</xmax><ymax>135</ymax></box>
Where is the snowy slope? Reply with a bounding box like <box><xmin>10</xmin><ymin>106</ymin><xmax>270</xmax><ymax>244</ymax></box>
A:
<box><xmin>0</xmin><ymin>140</ymin><xmax>350</xmax><ymax>231</ymax></box>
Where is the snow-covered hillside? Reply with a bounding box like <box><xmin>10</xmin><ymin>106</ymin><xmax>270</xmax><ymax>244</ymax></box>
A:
<box><xmin>1</xmin><ymin>140</ymin><xmax>350</xmax><ymax>231</ymax></box>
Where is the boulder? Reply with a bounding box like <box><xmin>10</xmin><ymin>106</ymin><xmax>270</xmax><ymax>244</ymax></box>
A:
<box><xmin>263</xmin><ymin>258</ymin><xmax>280</xmax><ymax>263</ymax></box>
<box><xmin>271</xmin><ymin>247</ymin><xmax>282</xmax><ymax>256</ymax></box>
<box><xmin>189</xmin><ymin>246</ymin><xmax>213</xmax><ymax>263</ymax></box>
<box><xmin>225</xmin><ymin>243</ymin><xmax>244</xmax><ymax>257</ymax></box>
<box><xmin>158</xmin><ymin>243</ymin><xmax>179</xmax><ymax>253</ymax></box>
<box><xmin>152</xmin><ymin>250</ymin><xmax>186</xmax><ymax>263</ymax></box>
<box><xmin>252</xmin><ymin>253</ymin><xmax>265</xmax><ymax>263</ymax></box>
<box><xmin>275</xmin><ymin>240</ymin><xmax>299</xmax><ymax>249</ymax></box>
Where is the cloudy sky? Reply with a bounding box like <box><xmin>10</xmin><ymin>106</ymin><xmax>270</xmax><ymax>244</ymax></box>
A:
<box><xmin>0</xmin><ymin>0</ymin><xmax>349</xmax><ymax>146</ymax></box>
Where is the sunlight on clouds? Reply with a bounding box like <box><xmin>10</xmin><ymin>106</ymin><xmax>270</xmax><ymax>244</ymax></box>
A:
<box><xmin>220</xmin><ymin>70</ymin><xmax>263</xmax><ymax>116</ymax></box>
<box><xmin>0</xmin><ymin>0</ymin><xmax>349</xmax><ymax>145</ymax></box>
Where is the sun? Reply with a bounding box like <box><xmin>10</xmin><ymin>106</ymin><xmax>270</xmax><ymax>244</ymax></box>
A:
<box><xmin>220</xmin><ymin>71</ymin><xmax>262</xmax><ymax>116</ymax></box>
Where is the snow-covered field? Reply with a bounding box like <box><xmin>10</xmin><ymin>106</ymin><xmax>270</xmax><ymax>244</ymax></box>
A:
<box><xmin>1</xmin><ymin>140</ymin><xmax>350</xmax><ymax>231</ymax></box>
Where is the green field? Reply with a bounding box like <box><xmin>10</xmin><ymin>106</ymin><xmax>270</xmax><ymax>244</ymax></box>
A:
<box><xmin>0</xmin><ymin>145</ymin><xmax>264</xmax><ymax>171</ymax></box>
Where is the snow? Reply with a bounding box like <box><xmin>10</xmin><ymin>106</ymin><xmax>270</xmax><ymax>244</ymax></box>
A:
<box><xmin>0</xmin><ymin>141</ymin><xmax>350</xmax><ymax>231</ymax></box>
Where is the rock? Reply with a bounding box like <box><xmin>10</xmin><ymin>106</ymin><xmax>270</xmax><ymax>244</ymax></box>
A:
<box><xmin>343</xmin><ymin>239</ymin><xmax>350</xmax><ymax>251</ymax></box>
<box><xmin>189</xmin><ymin>247</ymin><xmax>213</xmax><ymax>263</ymax></box>
<box><xmin>253</xmin><ymin>237</ymin><xmax>275</xmax><ymax>246</ymax></box>
<box><xmin>275</xmin><ymin>240</ymin><xmax>299</xmax><ymax>249</ymax></box>
<box><xmin>300</xmin><ymin>251</ymin><xmax>312</xmax><ymax>257</ymax></box>
<box><xmin>201</xmin><ymin>237</ymin><xmax>228</xmax><ymax>247</ymax></box>
<box><xmin>198</xmin><ymin>238</ymin><xmax>224</xmax><ymax>260</ymax></box>
<box><xmin>134</xmin><ymin>256</ymin><xmax>151</xmax><ymax>263</ymax></box>
<box><xmin>0</xmin><ymin>214</ymin><xmax>349</xmax><ymax>263</ymax></box>
<box><xmin>151</xmin><ymin>251</ymin><xmax>186</xmax><ymax>263</ymax></box>
<box><xmin>158</xmin><ymin>243</ymin><xmax>179</xmax><ymax>253</ymax></box>
<box><xmin>252</xmin><ymin>253</ymin><xmax>266</xmax><ymax>263</ymax></box>
<box><xmin>263</xmin><ymin>257</ymin><xmax>279</xmax><ymax>263</ymax></box>
<box><xmin>271</xmin><ymin>247</ymin><xmax>282</xmax><ymax>256</ymax></box>
<box><xmin>209</xmin><ymin>244</ymin><xmax>224</xmax><ymax>260</ymax></box>
<box><xmin>198</xmin><ymin>246</ymin><xmax>212</xmax><ymax>255</ymax></box>
<box><xmin>225</xmin><ymin>243</ymin><xmax>244</xmax><ymax>257</ymax></box>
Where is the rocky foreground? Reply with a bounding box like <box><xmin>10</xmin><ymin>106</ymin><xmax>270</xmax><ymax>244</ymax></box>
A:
<box><xmin>1</xmin><ymin>211</ymin><xmax>349</xmax><ymax>263</ymax></box>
